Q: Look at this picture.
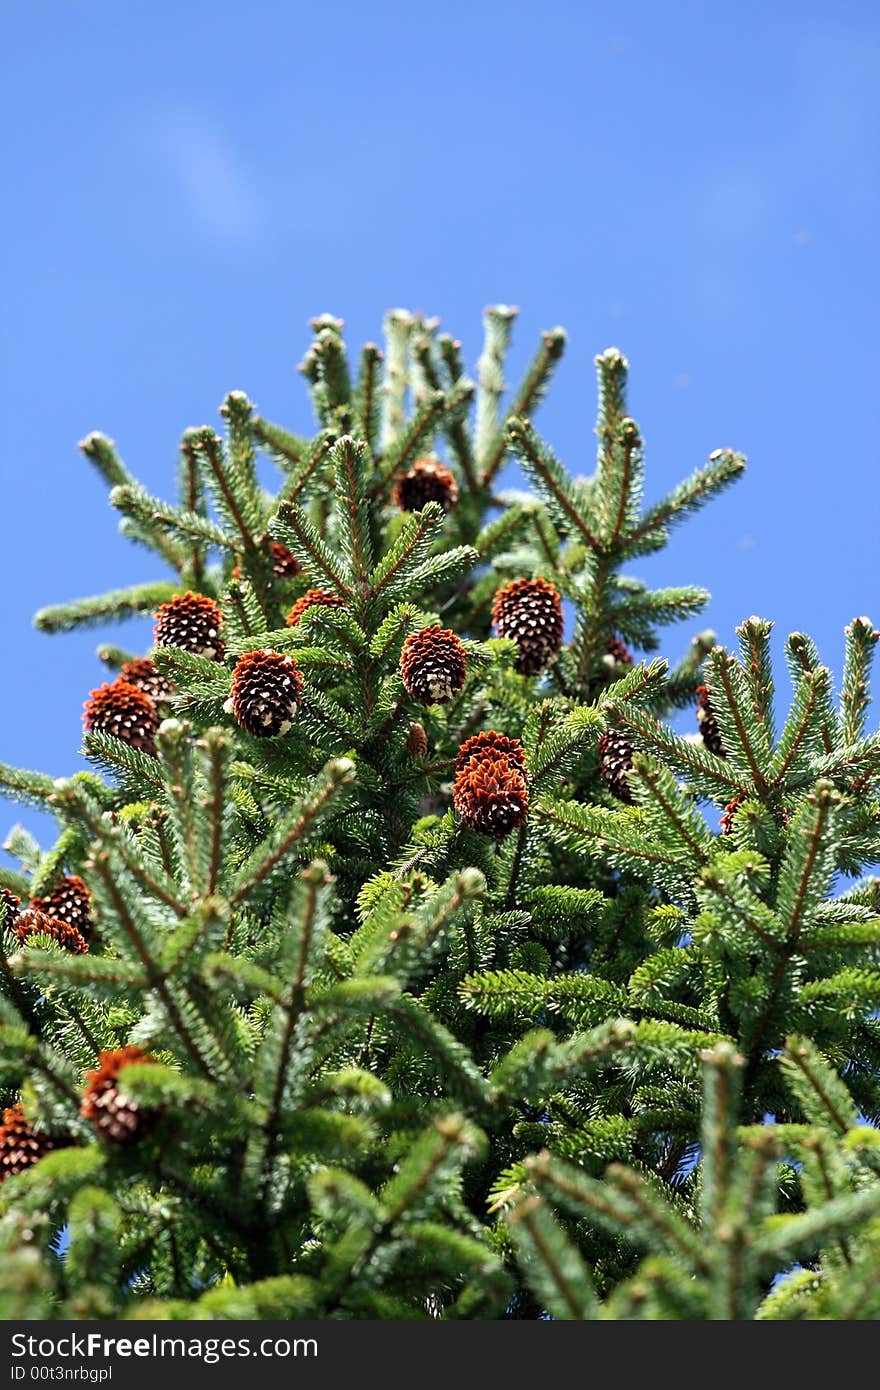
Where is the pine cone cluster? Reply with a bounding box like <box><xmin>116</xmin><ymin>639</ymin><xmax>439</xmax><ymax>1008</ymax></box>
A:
<box><xmin>597</xmin><ymin>729</ymin><xmax>635</xmax><ymax>804</ymax></box>
<box><xmin>405</xmin><ymin>722</ymin><xmax>428</xmax><ymax>757</ymax></box>
<box><xmin>227</xmin><ymin>650</ymin><xmax>304</xmax><ymax>738</ymax></box>
<box><xmin>285</xmin><ymin>589</ymin><xmax>346</xmax><ymax>629</ymax></box>
<box><xmin>13</xmin><ymin>908</ymin><xmax>89</xmax><ymax>955</ymax></box>
<box><xmin>696</xmin><ymin>684</ymin><xmax>725</xmax><ymax>757</ymax></box>
<box><xmin>401</xmin><ymin>627</ymin><xmax>468</xmax><ymax>705</ymax></box>
<box><xmin>83</xmin><ymin>680</ymin><xmax>160</xmax><ymax>757</ymax></box>
<box><xmin>154</xmin><ymin>592</ymin><xmax>225</xmax><ymax>660</ymax></box>
<box><xmin>392</xmin><ymin>459</ymin><xmax>458</xmax><ymax>514</ymax></box>
<box><xmin>453</xmin><ymin>734</ymin><xmax>529</xmax><ymax>839</ymax></box>
<box><xmin>119</xmin><ymin>657</ymin><xmax>175</xmax><ymax>703</ymax></box>
<box><xmin>0</xmin><ymin>1103</ymin><xmax>54</xmax><ymax>1182</ymax></box>
<box><xmin>30</xmin><ymin>876</ymin><xmax>94</xmax><ymax>942</ymax></box>
<box><xmin>82</xmin><ymin>1046</ymin><xmax>158</xmax><ymax>1145</ymax></box>
<box><xmin>492</xmin><ymin>578</ymin><xmax>564</xmax><ymax>675</ymax></box>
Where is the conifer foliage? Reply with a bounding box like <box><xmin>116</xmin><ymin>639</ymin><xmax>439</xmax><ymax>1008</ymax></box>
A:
<box><xmin>1</xmin><ymin>307</ymin><xmax>878</xmax><ymax>1320</ymax></box>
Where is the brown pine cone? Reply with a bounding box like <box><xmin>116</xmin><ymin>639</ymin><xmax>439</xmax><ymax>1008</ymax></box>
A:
<box><xmin>452</xmin><ymin>752</ymin><xmax>529</xmax><ymax>839</ymax></box>
<box><xmin>405</xmin><ymin>722</ymin><xmax>429</xmax><ymax>757</ymax></box>
<box><xmin>119</xmin><ymin>658</ymin><xmax>175</xmax><ymax>703</ymax></box>
<box><xmin>83</xmin><ymin>681</ymin><xmax>159</xmax><ymax>757</ymax></box>
<box><xmin>0</xmin><ymin>1103</ymin><xmax>54</xmax><ymax>1182</ymax></box>
<box><xmin>0</xmin><ymin>887</ymin><xmax>21</xmax><ymax>933</ymax></box>
<box><xmin>392</xmin><ymin>459</ymin><xmax>458</xmax><ymax>514</ymax></box>
<box><xmin>154</xmin><ymin>592</ymin><xmax>224</xmax><ymax>660</ymax></box>
<box><xmin>82</xmin><ymin>1046</ymin><xmax>159</xmax><ymax>1145</ymax></box>
<box><xmin>597</xmin><ymin>729</ymin><xmax>635</xmax><ymax>804</ymax></box>
<box><xmin>227</xmin><ymin>650</ymin><xmax>304</xmax><ymax>737</ymax></box>
<box><xmin>400</xmin><ymin>627</ymin><xmax>468</xmax><ymax>705</ymax></box>
<box><xmin>285</xmin><ymin>589</ymin><xmax>346</xmax><ymax>628</ymax></box>
<box><xmin>30</xmin><ymin>875</ymin><xmax>93</xmax><ymax>941</ymax></box>
<box><xmin>604</xmin><ymin>636</ymin><xmax>634</xmax><ymax>669</ymax></box>
<box><xmin>270</xmin><ymin>541</ymin><xmax>301</xmax><ymax>578</ymax></box>
<box><xmin>13</xmin><ymin>909</ymin><xmax>89</xmax><ymax>955</ymax></box>
<box><xmin>696</xmin><ymin>684</ymin><xmax>725</xmax><ymax>758</ymax></box>
<box><xmin>491</xmin><ymin>577</ymin><xmax>564</xmax><ymax>675</ymax></box>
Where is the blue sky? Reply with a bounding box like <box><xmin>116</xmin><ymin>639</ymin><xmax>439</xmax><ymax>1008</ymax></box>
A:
<box><xmin>2</xmin><ymin>0</ymin><xmax>879</xmax><ymax>851</ymax></box>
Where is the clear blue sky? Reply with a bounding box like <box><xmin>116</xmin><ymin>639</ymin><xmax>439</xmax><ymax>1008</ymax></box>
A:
<box><xmin>2</xmin><ymin>1</ymin><xmax>879</xmax><ymax>851</ymax></box>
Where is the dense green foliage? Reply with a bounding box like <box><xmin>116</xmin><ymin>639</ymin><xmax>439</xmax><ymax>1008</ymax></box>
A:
<box><xmin>2</xmin><ymin>307</ymin><xmax>879</xmax><ymax>1320</ymax></box>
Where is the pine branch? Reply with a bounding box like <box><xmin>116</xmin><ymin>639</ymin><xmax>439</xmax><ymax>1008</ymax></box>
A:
<box><xmin>110</xmin><ymin>485</ymin><xmax>234</xmax><ymax>553</ymax></box>
<box><xmin>603</xmin><ymin>701</ymin><xmax>744</xmax><ymax>798</ymax></box>
<box><xmin>378</xmin><ymin>389</ymin><xmax>449</xmax><ymax>485</ymax></box>
<box><xmin>88</xmin><ymin>850</ymin><xmax>219</xmax><ymax>1081</ymax></box>
<box><xmin>506</xmin><ymin>416</ymin><xmax>601</xmax><ymax>549</ymax></box>
<box><xmin>380</xmin><ymin>309</ymin><xmax>413</xmax><ymax>449</ymax></box>
<box><xmin>34</xmin><ymin>581</ymin><xmax>180</xmax><ymax>634</ymax></box>
<box><xmin>437</xmin><ymin>333</ymin><xmax>465</xmax><ymax>387</ymax></box>
<box><xmin>735</xmin><ymin>616</ymin><xmax>777</xmax><ymax>751</ymax></box>
<box><xmin>599</xmin><ymin>417</ymin><xmax>643</xmax><ymax>548</ymax></box>
<box><xmin>625</xmin><ymin>449</ymin><xmax>746</xmax><ymax>550</ymax></box>
<box><xmin>704</xmin><ymin>646</ymin><xmax>771</xmax><ymax>789</ymax></box>
<box><xmin>185</xmin><ymin>423</ymin><xmax>260</xmax><ymax>556</ymax></box>
<box><xmin>481</xmin><ymin>327</ymin><xmax>567</xmax><ymax>485</ymax></box>
<box><xmin>839</xmin><ymin>616</ymin><xmax>879</xmax><ymax>746</ymax></box>
<box><xmin>230</xmin><ymin>758</ymin><xmax>355</xmax><ymax>902</ymax></box>
<box><xmin>257</xmin><ymin>862</ymin><xmax>331</xmax><ymax>1194</ymax></box>
<box><xmin>508</xmin><ymin>1194</ymin><xmax>597</xmax><ymax>1320</ymax></box>
<box><xmin>355</xmin><ymin>343</ymin><xmax>384</xmax><ymax>453</ymax></box>
<box><xmin>475</xmin><ymin>305</ymin><xmax>518</xmax><ymax>462</ymax></box>
<box><xmin>79</xmin><ymin>433</ymin><xmax>186</xmax><ymax>571</ymax></box>
<box><xmin>409</xmin><ymin>333</ymin><xmax>479</xmax><ymax>489</ymax></box>
<box><xmin>0</xmin><ymin>760</ymin><xmax>58</xmax><ymax>808</ymax></box>
<box><xmin>271</xmin><ymin>504</ymin><xmax>353</xmax><ymax>595</ymax></box>
<box><xmin>332</xmin><ymin>436</ymin><xmax>375</xmax><ymax>581</ymax></box>
<box><xmin>78</xmin><ymin>431</ymin><xmax>133</xmax><ymax>492</ymax></box>
<box><xmin>178</xmin><ymin>432</ymin><xmax>209</xmax><ymax>586</ymax></box>
<box><xmin>254</xmin><ymin>416</ymin><xmax>325</xmax><ymax>480</ymax></box>
<box><xmin>525</xmin><ymin>1151</ymin><xmax>710</xmax><ymax>1273</ymax></box>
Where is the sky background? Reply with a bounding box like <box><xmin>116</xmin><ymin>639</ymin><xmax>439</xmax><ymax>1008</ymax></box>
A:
<box><xmin>2</xmin><ymin>0</ymin><xmax>879</xmax><ymax>854</ymax></box>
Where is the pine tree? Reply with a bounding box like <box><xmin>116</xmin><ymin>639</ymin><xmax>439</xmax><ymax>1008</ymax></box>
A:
<box><xmin>1</xmin><ymin>306</ymin><xmax>878</xmax><ymax>1319</ymax></box>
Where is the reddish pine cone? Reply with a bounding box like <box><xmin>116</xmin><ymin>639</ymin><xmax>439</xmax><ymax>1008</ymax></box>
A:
<box><xmin>227</xmin><ymin>650</ymin><xmax>303</xmax><ymax>737</ymax></box>
<box><xmin>30</xmin><ymin>875</ymin><xmax>93</xmax><ymax>942</ymax></box>
<box><xmin>453</xmin><ymin>752</ymin><xmax>529</xmax><ymax>839</ymax></box>
<box><xmin>285</xmin><ymin>589</ymin><xmax>346</xmax><ymax>629</ymax></box>
<box><xmin>597</xmin><ymin>730</ymin><xmax>635</xmax><ymax>804</ymax></box>
<box><xmin>392</xmin><ymin>459</ymin><xmax>459</xmax><ymax>514</ymax></box>
<box><xmin>400</xmin><ymin>627</ymin><xmax>467</xmax><ymax>705</ymax></box>
<box><xmin>83</xmin><ymin>681</ymin><xmax>159</xmax><ymax>758</ymax></box>
<box><xmin>491</xmin><ymin>578</ymin><xmax>564</xmax><ymax>675</ymax></box>
<box><xmin>119</xmin><ymin>658</ymin><xmax>175</xmax><ymax>703</ymax></box>
<box><xmin>720</xmin><ymin>795</ymin><xmax>745</xmax><ymax>836</ymax></box>
<box><xmin>13</xmin><ymin>909</ymin><xmax>89</xmax><ymax>955</ymax></box>
<box><xmin>0</xmin><ymin>887</ymin><xmax>21</xmax><ymax>932</ymax></box>
<box><xmin>605</xmin><ymin>636</ymin><xmax>634</xmax><ymax>668</ymax></box>
<box><xmin>405</xmin><ymin>722</ymin><xmax>429</xmax><ymax>757</ymax></box>
<box><xmin>270</xmin><ymin>541</ymin><xmax>301</xmax><ymax>578</ymax></box>
<box><xmin>0</xmin><ymin>1104</ymin><xmax>53</xmax><ymax>1182</ymax></box>
<box><xmin>154</xmin><ymin>592</ymin><xmax>224</xmax><ymax>660</ymax></box>
<box><xmin>82</xmin><ymin>1046</ymin><xmax>158</xmax><ymax>1145</ymax></box>
<box><xmin>696</xmin><ymin>685</ymin><xmax>725</xmax><ymax>758</ymax></box>
<box><xmin>232</xmin><ymin>541</ymin><xmax>301</xmax><ymax>582</ymax></box>
<box><xmin>455</xmin><ymin>730</ymin><xmax>527</xmax><ymax>776</ymax></box>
